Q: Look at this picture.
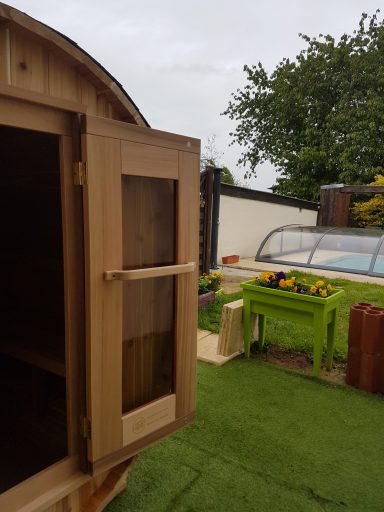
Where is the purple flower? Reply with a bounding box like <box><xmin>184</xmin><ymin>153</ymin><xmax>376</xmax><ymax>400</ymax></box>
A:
<box><xmin>275</xmin><ymin>271</ymin><xmax>286</xmax><ymax>281</ymax></box>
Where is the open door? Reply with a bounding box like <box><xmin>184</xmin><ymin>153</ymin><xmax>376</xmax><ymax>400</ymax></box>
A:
<box><xmin>80</xmin><ymin>115</ymin><xmax>200</xmax><ymax>469</ymax></box>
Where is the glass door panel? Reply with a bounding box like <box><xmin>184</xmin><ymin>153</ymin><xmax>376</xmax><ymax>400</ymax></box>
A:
<box><xmin>122</xmin><ymin>175</ymin><xmax>175</xmax><ymax>269</ymax></box>
<box><xmin>122</xmin><ymin>276</ymin><xmax>174</xmax><ymax>413</ymax></box>
<box><xmin>122</xmin><ymin>175</ymin><xmax>176</xmax><ymax>414</ymax></box>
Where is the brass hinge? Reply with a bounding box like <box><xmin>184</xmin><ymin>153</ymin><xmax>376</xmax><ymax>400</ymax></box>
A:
<box><xmin>73</xmin><ymin>161</ymin><xmax>88</xmax><ymax>186</ymax></box>
<box><xmin>82</xmin><ymin>417</ymin><xmax>92</xmax><ymax>439</ymax></box>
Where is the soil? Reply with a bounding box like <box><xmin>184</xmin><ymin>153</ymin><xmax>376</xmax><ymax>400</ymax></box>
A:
<box><xmin>250</xmin><ymin>343</ymin><xmax>347</xmax><ymax>385</ymax></box>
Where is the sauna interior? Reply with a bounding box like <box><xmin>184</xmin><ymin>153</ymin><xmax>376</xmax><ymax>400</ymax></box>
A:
<box><xmin>0</xmin><ymin>125</ymin><xmax>67</xmax><ymax>492</ymax></box>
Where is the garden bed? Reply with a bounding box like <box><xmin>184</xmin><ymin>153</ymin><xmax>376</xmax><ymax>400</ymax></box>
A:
<box><xmin>250</xmin><ymin>343</ymin><xmax>347</xmax><ymax>385</ymax></box>
<box><xmin>198</xmin><ymin>270</ymin><xmax>384</xmax><ymax>364</ymax></box>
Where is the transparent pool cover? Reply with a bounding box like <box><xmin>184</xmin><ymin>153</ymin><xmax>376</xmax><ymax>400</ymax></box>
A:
<box><xmin>256</xmin><ymin>225</ymin><xmax>384</xmax><ymax>277</ymax></box>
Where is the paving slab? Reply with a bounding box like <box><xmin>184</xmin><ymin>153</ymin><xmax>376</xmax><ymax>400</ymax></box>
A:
<box><xmin>197</xmin><ymin>331</ymin><xmax>241</xmax><ymax>366</ymax></box>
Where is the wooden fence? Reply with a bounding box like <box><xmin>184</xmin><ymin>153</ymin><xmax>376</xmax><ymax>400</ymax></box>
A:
<box><xmin>199</xmin><ymin>168</ymin><xmax>213</xmax><ymax>274</ymax></box>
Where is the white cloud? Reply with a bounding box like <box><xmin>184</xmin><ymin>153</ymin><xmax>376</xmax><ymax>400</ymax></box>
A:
<box><xmin>5</xmin><ymin>0</ymin><xmax>381</xmax><ymax>190</ymax></box>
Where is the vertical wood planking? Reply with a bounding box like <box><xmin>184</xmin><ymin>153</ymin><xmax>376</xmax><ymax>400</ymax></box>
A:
<box><xmin>82</xmin><ymin>133</ymin><xmax>123</xmax><ymax>461</ymax></box>
<box><xmin>97</xmin><ymin>93</ymin><xmax>110</xmax><ymax>118</ymax></box>
<box><xmin>10</xmin><ymin>29</ymin><xmax>49</xmax><ymax>93</ymax></box>
<box><xmin>80</xmin><ymin>76</ymin><xmax>98</xmax><ymax>115</ymax></box>
<box><xmin>175</xmin><ymin>151</ymin><xmax>200</xmax><ymax>418</ymax></box>
<box><xmin>48</xmin><ymin>51</ymin><xmax>80</xmax><ymax>102</ymax></box>
<box><xmin>318</xmin><ymin>186</ymin><xmax>350</xmax><ymax>227</ymax></box>
<box><xmin>0</xmin><ymin>26</ymin><xmax>9</xmax><ymax>83</ymax></box>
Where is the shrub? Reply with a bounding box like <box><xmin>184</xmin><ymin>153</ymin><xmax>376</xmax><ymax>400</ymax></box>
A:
<box><xmin>352</xmin><ymin>175</ymin><xmax>384</xmax><ymax>228</ymax></box>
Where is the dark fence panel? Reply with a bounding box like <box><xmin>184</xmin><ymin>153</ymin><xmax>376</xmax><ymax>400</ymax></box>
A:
<box><xmin>199</xmin><ymin>168</ymin><xmax>213</xmax><ymax>275</ymax></box>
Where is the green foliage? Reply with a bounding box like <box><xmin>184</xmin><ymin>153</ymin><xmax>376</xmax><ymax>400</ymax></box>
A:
<box><xmin>352</xmin><ymin>174</ymin><xmax>384</xmax><ymax>227</ymax></box>
<box><xmin>198</xmin><ymin>291</ymin><xmax>242</xmax><ymax>332</ymax></box>
<box><xmin>198</xmin><ymin>272</ymin><xmax>223</xmax><ymax>295</ymax></box>
<box><xmin>220</xmin><ymin>166</ymin><xmax>235</xmax><ymax>185</ymax></box>
<box><xmin>223</xmin><ymin>11</ymin><xmax>384</xmax><ymax>201</ymax></box>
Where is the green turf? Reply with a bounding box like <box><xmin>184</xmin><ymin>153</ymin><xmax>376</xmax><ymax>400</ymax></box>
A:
<box><xmin>198</xmin><ymin>271</ymin><xmax>384</xmax><ymax>361</ymax></box>
<box><xmin>106</xmin><ymin>360</ymin><xmax>384</xmax><ymax>512</ymax></box>
<box><xmin>198</xmin><ymin>291</ymin><xmax>242</xmax><ymax>333</ymax></box>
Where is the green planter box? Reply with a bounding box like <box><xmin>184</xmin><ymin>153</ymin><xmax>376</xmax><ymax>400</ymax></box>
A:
<box><xmin>240</xmin><ymin>280</ymin><xmax>345</xmax><ymax>377</ymax></box>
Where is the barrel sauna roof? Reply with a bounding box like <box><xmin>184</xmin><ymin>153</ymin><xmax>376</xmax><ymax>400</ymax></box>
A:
<box><xmin>0</xmin><ymin>2</ymin><xmax>149</xmax><ymax>126</ymax></box>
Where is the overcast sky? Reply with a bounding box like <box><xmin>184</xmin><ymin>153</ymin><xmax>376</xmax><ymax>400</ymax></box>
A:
<box><xmin>6</xmin><ymin>0</ymin><xmax>381</xmax><ymax>190</ymax></box>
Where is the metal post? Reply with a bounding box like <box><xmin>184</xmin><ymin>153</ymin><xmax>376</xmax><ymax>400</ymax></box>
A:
<box><xmin>210</xmin><ymin>167</ymin><xmax>221</xmax><ymax>269</ymax></box>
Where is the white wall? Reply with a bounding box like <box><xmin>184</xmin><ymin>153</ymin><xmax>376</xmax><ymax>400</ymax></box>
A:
<box><xmin>218</xmin><ymin>194</ymin><xmax>318</xmax><ymax>259</ymax></box>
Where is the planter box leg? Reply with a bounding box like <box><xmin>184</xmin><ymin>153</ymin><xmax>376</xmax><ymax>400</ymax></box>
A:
<box><xmin>313</xmin><ymin>311</ymin><xmax>326</xmax><ymax>377</ymax></box>
<box><xmin>243</xmin><ymin>297</ymin><xmax>251</xmax><ymax>358</ymax></box>
<box><xmin>326</xmin><ymin>311</ymin><xmax>337</xmax><ymax>371</ymax></box>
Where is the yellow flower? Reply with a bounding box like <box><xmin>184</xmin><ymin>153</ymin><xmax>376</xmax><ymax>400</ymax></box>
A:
<box><xmin>310</xmin><ymin>286</ymin><xmax>317</xmax><ymax>294</ymax></box>
<box><xmin>302</xmin><ymin>278</ymin><xmax>307</xmax><ymax>283</ymax></box>
<box><xmin>327</xmin><ymin>284</ymin><xmax>333</xmax><ymax>292</ymax></box>
<box><xmin>260</xmin><ymin>271</ymin><xmax>275</xmax><ymax>283</ymax></box>
<box><xmin>286</xmin><ymin>279</ymin><xmax>294</xmax><ymax>287</ymax></box>
<box><xmin>320</xmin><ymin>289</ymin><xmax>328</xmax><ymax>298</ymax></box>
<box><xmin>279</xmin><ymin>279</ymin><xmax>287</xmax><ymax>288</ymax></box>
<box><xmin>315</xmin><ymin>280</ymin><xmax>324</xmax><ymax>288</ymax></box>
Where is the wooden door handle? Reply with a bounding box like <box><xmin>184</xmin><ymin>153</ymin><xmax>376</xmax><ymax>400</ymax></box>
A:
<box><xmin>104</xmin><ymin>262</ymin><xmax>195</xmax><ymax>281</ymax></box>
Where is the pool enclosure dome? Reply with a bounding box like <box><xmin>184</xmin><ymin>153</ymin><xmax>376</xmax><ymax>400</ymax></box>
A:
<box><xmin>256</xmin><ymin>225</ymin><xmax>384</xmax><ymax>277</ymax></box>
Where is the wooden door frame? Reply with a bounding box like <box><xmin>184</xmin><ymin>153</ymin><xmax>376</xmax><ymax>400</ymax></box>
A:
<box><xmin>0</xmin><ymin>96</ymin><xmax>87</xmax><ymax>510</ymax></box>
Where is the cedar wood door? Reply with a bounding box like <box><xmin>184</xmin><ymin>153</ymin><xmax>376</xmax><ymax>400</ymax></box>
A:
<box><xmin>81</xmin><ymin>114</ymin><xmax>200</xmax><ymax>468</ymax></box>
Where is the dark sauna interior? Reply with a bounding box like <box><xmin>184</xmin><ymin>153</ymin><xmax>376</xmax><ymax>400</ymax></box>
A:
<box><xmin>0</xmin><ymin>126</ymin><xmax>67</xmax><ymax>492</ymax></box>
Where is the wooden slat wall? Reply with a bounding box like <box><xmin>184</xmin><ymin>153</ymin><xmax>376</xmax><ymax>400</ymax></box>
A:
<box><xmin>10</xmin><ymin>28</ymin><xmax>48</xmax><ymax>93</ymax></box>
<box><xmin>0</xmin><ymin>21</ymin><xmax>134</xmax><ymax>122</ymax></box>
<box><xmin>48</xmin><ymin>52</ymin><xmax>80</xmax><ymax>102</ymax></box>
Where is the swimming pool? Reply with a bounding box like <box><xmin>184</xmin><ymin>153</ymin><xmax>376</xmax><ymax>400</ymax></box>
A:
<box><xmin>256</xmin><ymin>225</ymin><xmax>384</xmax><ymax>278</ymax></box>
<box><xmin>320</xmin><ymin>254</ymin><xmax>384</xmax><ymax>274</ymax></box>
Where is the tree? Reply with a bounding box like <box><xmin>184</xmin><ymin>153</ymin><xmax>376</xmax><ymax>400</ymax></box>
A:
<box><xmin>200</xmin><ymin>134</ymin><xmax>223</xmax><ymax>171</ymax></box>
<box><xmin>352</xmin><ymin>175</ymin><xmax>384</xmax><ymax>228</ymax></box>
<box><xmin>223</xmin><ymin>11</ymin><xmax>384</xmax><ymax>201</ymax></box>
<box><xmin>201</xmin><ymin>135</ymin><xmax>239</xmax><ymax>185</ymax></box>
<box><xmin>220</xmin><ymin>166</ymin><xmax>235</xmax><ymax>185</ymax></box>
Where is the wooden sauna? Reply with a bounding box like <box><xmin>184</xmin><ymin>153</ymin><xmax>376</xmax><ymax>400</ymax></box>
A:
<box><xmin>0</xmin><ymin>4</ymin><xmax>199</xmax><ymax>511</ymax></box>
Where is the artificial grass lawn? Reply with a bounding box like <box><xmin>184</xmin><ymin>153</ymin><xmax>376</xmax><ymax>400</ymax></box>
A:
<box><xmin>198</xmin><ymin>271</ymin><xmax>384</xmax><ymax>361</ymax></box>
<box><xmin>107</xmin><ymin>360</ymin><xmax>384</xmax><ymax>511</ymax></box>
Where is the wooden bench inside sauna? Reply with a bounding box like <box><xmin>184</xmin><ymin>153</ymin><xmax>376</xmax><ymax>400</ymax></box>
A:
<box><xmin>0</xmin><ymin>3</ymin><xmax>199</xmax><ymax>511</ymax></box>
